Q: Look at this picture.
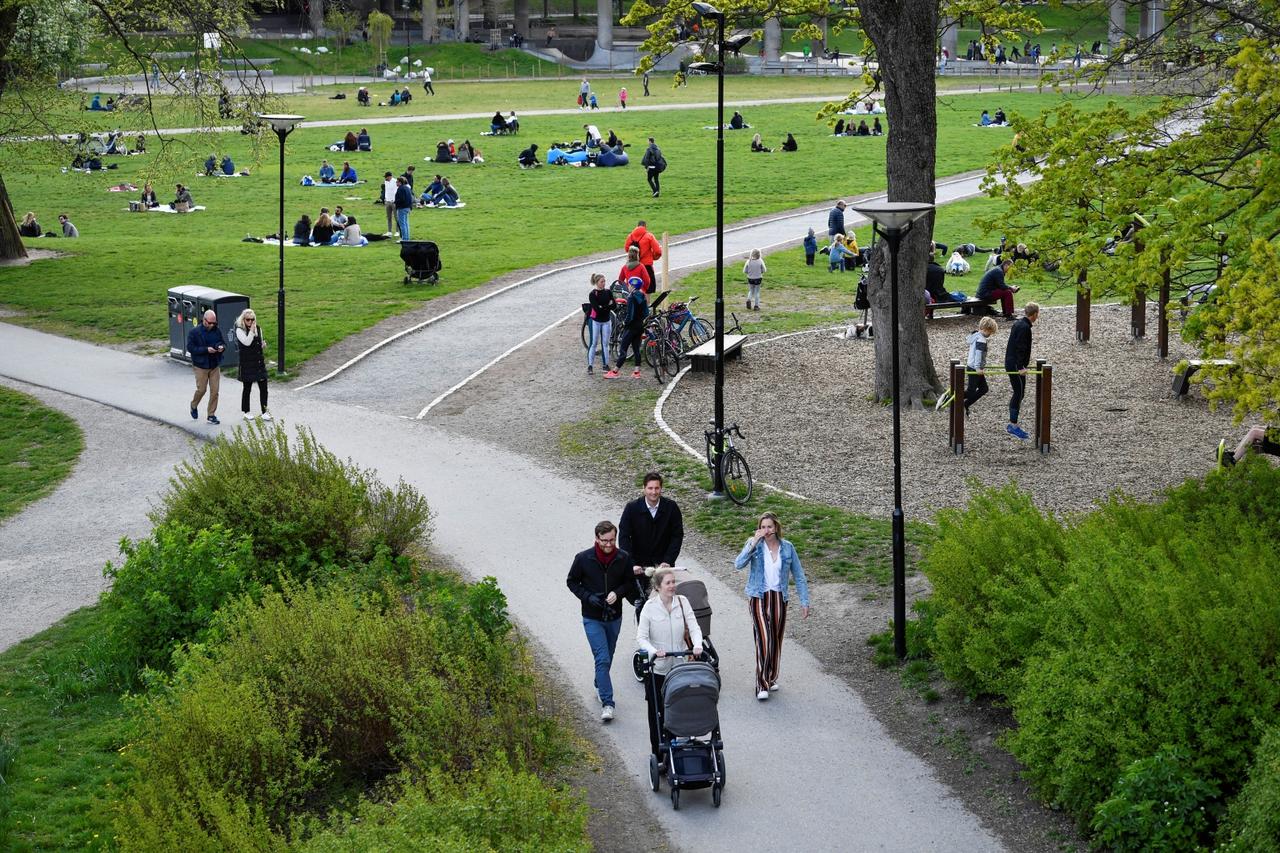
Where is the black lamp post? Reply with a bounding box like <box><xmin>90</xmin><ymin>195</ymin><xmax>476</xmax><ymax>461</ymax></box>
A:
<box><xmin>689</xmin><ymin>1</ymin><xmax>727</xmax><ymax>495</ymax></box>
<box><xmin>403</xmin><ymin>0</ymin><xmax>411</xmax><ymax>72</ymax></box>
<box><xmin>258</xmin><ymin>114</ymin><xmax>305</xmax><ymax>375</ymax></box>
<box><xmin>850</xmin><ymin>200</ymin><xmax>935</xmax><ymax>659</ymax></box>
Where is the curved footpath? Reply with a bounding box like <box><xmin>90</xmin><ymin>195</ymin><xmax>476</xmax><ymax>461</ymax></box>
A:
<box><xmin>0</xmin><ymin>323</ymin><xmax>1000</xmax><ymax>851</ymax></box>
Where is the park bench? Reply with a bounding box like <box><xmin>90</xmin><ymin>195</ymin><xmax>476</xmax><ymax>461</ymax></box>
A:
<box><xmin>1173</xmin><ymin>358</ymin><xmax>1236</xmax><ymax>397</ymax></box>
<box><xmin>688</xmin><ymin>334</ymin><xmax>746</xmax><ymax>373</ymax></box>
<box><xmin>926</xmin><ymin>296</ymin><xmax>997</xmax><ymax>319</ymax></box>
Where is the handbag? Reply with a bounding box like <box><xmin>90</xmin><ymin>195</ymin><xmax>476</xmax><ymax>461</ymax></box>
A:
<box><xmin>677</xmin><ymin>597</ymin><xmax>692</xmax><ymax>651</ymax></box>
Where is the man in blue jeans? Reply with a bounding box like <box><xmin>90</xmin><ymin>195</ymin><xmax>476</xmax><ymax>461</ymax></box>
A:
<box><xmin>393</xmin><ymin>176</ymin><xmax>414</xmax><ymax>241</ymax></box>
<box><xmin>567</xmin><ymin>520</ymin><xmax>637</xmax><ymax>722</ymax></box>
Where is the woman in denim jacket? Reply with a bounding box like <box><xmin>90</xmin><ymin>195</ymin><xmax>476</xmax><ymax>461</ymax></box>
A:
<box><xmin>733</xmin><ymin>512</ymin><xmax>810</xmax><ymax>701</ymax></box>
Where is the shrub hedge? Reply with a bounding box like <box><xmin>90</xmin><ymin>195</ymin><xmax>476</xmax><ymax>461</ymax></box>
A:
<box><xmin>919</xmin><ymin>460</ymin><xmax>1280</xmax><ymax>845</ymax></box>
<box><xmin>1218</xmin><ymin>723</ymin><xmax>1280</xmax><ymax>850</ymax></box>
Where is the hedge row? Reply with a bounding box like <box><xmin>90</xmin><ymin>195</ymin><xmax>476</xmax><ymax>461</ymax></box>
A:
<box><xmin>919</xmin><ymin>459</ymin><xmax>1280</xmax><ymax>849</ymax></box>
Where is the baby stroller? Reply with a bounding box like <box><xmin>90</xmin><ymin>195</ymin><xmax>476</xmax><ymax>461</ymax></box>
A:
<box><xmin>639</xmin><ymin>650</ymin><xmax>726</xmax><ymax>809</ymax></box>
<box><xmin>400</xmin><ymin>240</ymin><xmax>442</xmax><ymax>284</ymax></box>
<box><xmin>633</xmin><ymin>576</ymin><xmax>715</xmax><ymax>681</ymax></box>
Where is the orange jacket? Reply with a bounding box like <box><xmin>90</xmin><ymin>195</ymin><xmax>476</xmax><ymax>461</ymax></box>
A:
<box><xmin>625</xmin><ymin>226</ymin><xmax>663</xmax><ymax>266</ymax></box>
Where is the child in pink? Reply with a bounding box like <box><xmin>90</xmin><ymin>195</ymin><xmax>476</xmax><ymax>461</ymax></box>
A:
<box><xmin>619</xmin><ymin>87</ymin><xmax>628</xmax><ymax>109</ymax></box>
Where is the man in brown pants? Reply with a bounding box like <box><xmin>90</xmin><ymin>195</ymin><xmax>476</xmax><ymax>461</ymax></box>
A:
<box><xmin>186</xmin><ymin>309</ymin><xmax>225</xmax><ymax>425</ymax></box>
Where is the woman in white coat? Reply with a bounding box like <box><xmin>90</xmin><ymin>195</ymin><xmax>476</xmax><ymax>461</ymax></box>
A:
<box><xmin>637</xmin><ymin>568</ymin><xmax>704</xmax><ymax>761</ymax></box>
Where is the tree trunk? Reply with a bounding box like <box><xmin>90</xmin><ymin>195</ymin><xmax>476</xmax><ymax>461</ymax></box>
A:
<box><xmin>859</xmin><ymin>0</ymin><xmax>942</xmax><ymax>405</ymax></box>
<box><xmin>483</xmin><ymin>0</ymin><xmax>498</xmax><ymax>30</ymax></box>
<box><xmin>596</xmin><ymin>0</ymin><xmax>612</xmax><ymax>50</ymax></box>
<box><xmin>309</xmin><ymin>0</ymin><xmax>325</xmax><ymax>36</ymax></box>
<box><xmin>424</xmin><ymin>0</ymin><xmax>438</xmax><ymax>42</ymax></box>
<box><xmin>0</xmin><ymin>174</ymin><xmax>27</xmax><ymax>261</ymax></box>
<box><xmin>455</xmin><ymin>0</ymin><xmax>469</xmax><ymax>38</ymax></box>
<box><xmin>514</xmin><ymin>0</ymin><xmax>528</xmax><ymax>37</ymax></box>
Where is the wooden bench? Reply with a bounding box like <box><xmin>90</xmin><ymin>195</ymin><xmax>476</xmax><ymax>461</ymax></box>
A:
<box><xmin>688</xmin><ymin>334</ymin><xmax>746</xmax><ymax>373</ymax></box>
<box><xmin>1173</xmin><ymin>358</ymin><xmax>1236</xmax><ymax>397</ymax></box>
<box><xmin>926</xmin><ymin>297</ymin><xmax>997</xmax><ymax>319</ymax></box>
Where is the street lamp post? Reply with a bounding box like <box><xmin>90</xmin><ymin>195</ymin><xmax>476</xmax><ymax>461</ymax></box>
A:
<box><xmin>258</xmin><ymin>114</ymin><xmax>305</xmax><ymax>375</ymax></box>
<box><xmin>690</xmin><ymin>2</ymin><xmax>727</xmax><ymax>495</ymax></box>
<box><xmin>850</xmin><ymin>201</ymin><xmax>935</xmax><ymax>659</ymax></box>
<box><xmin>403</xmin><ymin>1</ymin><xmax>411</xmax><ymax>72</ymax></box>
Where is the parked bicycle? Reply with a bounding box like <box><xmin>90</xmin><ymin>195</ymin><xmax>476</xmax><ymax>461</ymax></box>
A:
<box><xmin>667</xmin><ymin>296</ymin><xmax>714</xmax><ymax>352</ymax></box>
<box><xmin>704</xmin><ymin>421</ymin><xmax>752</xmax><ymax>504</ymax></box>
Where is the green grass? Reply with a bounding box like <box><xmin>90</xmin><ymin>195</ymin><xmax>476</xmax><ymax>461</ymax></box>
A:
<box><xmin>0</xmin><ymin>387</ymin><xmax>83</xmax><ymax>522</ymax></box>
<box><xmin>0</xmin><ymin>607</ymin><xmax>131</xmax><ymax>852</ymax></box>
<box><xmin>559</xmin><ymin>387</ymin><xmax>932</xmax><ymax>586</ymax></box>
<box><xmin>2</xmin><ymin>88</ymin><xmax>1125</xmax><ymax>373</ymax></box>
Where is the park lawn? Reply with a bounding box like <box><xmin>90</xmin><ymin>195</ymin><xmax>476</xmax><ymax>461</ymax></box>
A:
<box><xmin>1</xmin><ymin>91</ymin><xmax>1127</xmax><ymax>373</ymax></box>
<box><xmin>0</xmin><ymin>386</ymin><xmax>84</xmax><ymax>522</ymax></box>
<box><xmin>0</xmin><ymin>607</ymin><xmax>129</xmax><ymax>852</ymax></box>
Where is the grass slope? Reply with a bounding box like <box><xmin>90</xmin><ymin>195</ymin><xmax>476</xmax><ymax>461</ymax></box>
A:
<box><xmin>0</xmin><ymin>386</ymin><xmax>83</xmax><ymax>522</ymax></box>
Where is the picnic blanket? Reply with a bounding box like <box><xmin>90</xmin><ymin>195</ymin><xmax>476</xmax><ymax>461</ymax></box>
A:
<box><xmin>107</xmin><ymin>183</ymin><xmax>140</xmax><ymax>192</ymax></box>
<box><xmin>196</xmin><ymin>171</ymin><xmax>251</xmax><ymax>177</ymax></box>
<box><xmin>123</xmin><ymin>205</ymin><xmax>207</xmax><ymax>213</ymax></box>
<box><xmin>419</xmin><ymin>201</ymin><xmax>467</xmax><ymax>209</ymax></box>
<box><xmin>300</xmin><ymin>179</ymin><xmax>367</xmax><ymax>186</ymax></box>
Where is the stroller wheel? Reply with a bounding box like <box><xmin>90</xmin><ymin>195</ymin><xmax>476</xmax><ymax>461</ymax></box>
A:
<box><xmin>633</xmin><ymin>652</ymin><xmax>646</xmax><ymax>683</ymax></box>
<box><xmin>670</xmin><ymin>786</ymin><xmax>680</xmax><ymax>811</ymax></box>
<box><xmin>648</xmin><ymin>755</ymin><xmax>660</xmax><ymax>793</ymax></box>
<box><xmin>716</xmin><ymin>749</ymin><xmax>726</xmax><ymax>786</ymax></box>
<box><xmin>713</xmin><ymin>783</ymin><xmax>723</xmax><ymax>808</ymax></box>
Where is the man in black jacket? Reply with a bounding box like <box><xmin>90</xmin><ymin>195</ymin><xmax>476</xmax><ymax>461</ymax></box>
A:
<box><xmin>618</xmin><ymin>472</ymin><xmax>684</xmax><ymax>608</ymax></box>
<box><xmin>1003</xmin><ymin>302</ymin><xmax>1039</xmax><ymax>440</ymax></box>
<box><xmin>566</xmin><ymin>520</ymin><xmax>637</xmax><ymax>722</ymax></box>
<box><xmin>186</xmin><ymin>309</ymin><xmax>226</xmax><ymax>425</ymax></box>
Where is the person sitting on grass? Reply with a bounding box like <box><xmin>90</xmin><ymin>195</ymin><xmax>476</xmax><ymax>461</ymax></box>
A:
<box><xmin>221</xmin><ymin>155</ymin><xmax>235</xmax><ymax>175</ymax></box>
<box><xmin>430</xmin><ymin>177</ymin><xmax>461</xmax><ymax>207</ymax></box>
<box><xmin>357</xmin><ymin>87</ymin><xmax>370</xmax><ymax>106</ymax></box>
<box><xmin>18</xmin><ymin>212</ymin><xmax>40</xmax><ymax>238</ymax></box>
<box><xmin>518</xmin><ymin>143</ymin><xmax>541</xmax><ymax>168</ymax></box>
<box><xmin>856</xmin><ymin>120</ymin><xmax>871</xmax><ymax>136</ymax></box>
<box><xmin>318</xmin><ymin>159</ymin><xmax>335</xmax><ymax>182</ymax></box>
<box><xmin>135</xmin><ymin>134</ymin><xmax>146</xmax><ymax>153</ymax></box>
<box><xmin>833</xmin><ymin>118</ymin><xmax>846</xmax><ymax>136</ymax></box>
<box><xmin>344</xmin><ymin>130</ymin><xmax>359</xmax><ymax>151</ymax></box>
<box><xmin>341</xmin><ymin>214</ymin><xmax>368</xmax><ymax>246</ymax></box>
<box><xmin>980</xmin><ymin>109</ymin><xmax>992</xmax><ymax>126</ymax></box>
<box><xmin>506</xmin><ymin>111</ymin><xmax>520</xmax><ymax>133</ymax></box>
<box><xmin>89</xmin><ymin>94</ymin><xmax>103</xmax><ymax>110</ymax></box>
<box><xmin>456</xmin><ymin>139</ymin><xmax>481</xmax><ymax>163</ymax></box>
<box><xmin>292</xmin><ymin>213</ymin><xmax>312</xmax><ymax>246</ymax></box>
<box><xmin>781</xmin><ymin>133</ymin><xmax>798</xmax><ymax>151</ymax></box>
<box><xmin>339</xmin><ymin>161</ymin><xmax>358</xmax><ymax>183</ymax></box>
<box><xmin>827</xmin><ymin>234</ymin><xmax>852</xmax><ymax>272</ymax></box>
<box><xmin>171</xmin><ymin>183</ymin><xmax>194</xmax><ymax>210</ymax></box>
<box><xmin>729</xmin><ymin>111</ymin><xmax>746</xmax><ymax>130</ymax></box>
<box><xmin>357</xmin><ymin>128</ymin><xmax>372</xmax><ymax>151</ymax></box>
<box><xmin>434</xmin><ymin>140</ymin><xmax>454</xmax><ymax>163</ymax></box>
<box><xmin>332</xmin><ymin>205</ymin><xmax>348</xmax><ymax>226</ymax></box>
<box><xmin>311</xmin><ymin>211</ymin><xmax>340</xmax><ymax>245</ymax></box>
<box><xmin>203</xmin><ymin>154</ymin><xmax>217</xmax><ymax>175</ymax></box>
<box><xmin>606</xmin><ymin>128</ymin><xmax>622</xmax><ymax>148</ymax></box>
<box><xmin>872</xmin><ymin>117</ymin><xmax>883</xmax><ymax>136</ymax></box>
<box><xmin>421</xmin><ymin>174</ymin><xmax>444</xmax><ymax>206</ymax></box>
<box><xmin>400</xmin><ymin>87</ymin><xmax>412</xmax><ymax>104</ymax></box>
<box><xmin>1218</xmin><ymin>426</ymin><xmax>1280</xmax><ymax>467</ymax></box>
<box><xmin>141</xmin><ymin>181</ymin><xmax>159</xmax><ymax>208</ymax></box>
<box><xmin>491</xmin><ymin>110</ymin><xmax>506</xmax><ymax>134</ymax></box>
<box><xmin>59</xmin><ymin>213</ymin><xmax>79</xmax><ymax>237</ymax></box>
<box><xmin>388</xmin><ymin>90</ymin><xmax>402</xmax><ymax>106</ymax></box>
<box><xmin>750</xmin><ymin>132</ymin><xmax>771</xmax><ymax>153</ymax></box>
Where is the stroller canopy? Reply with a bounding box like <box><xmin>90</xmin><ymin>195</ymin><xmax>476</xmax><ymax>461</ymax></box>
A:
<box><xmin>663</xmin><ymin>660</ymin><xmax>720</xmax><ymax>737</ymax></box>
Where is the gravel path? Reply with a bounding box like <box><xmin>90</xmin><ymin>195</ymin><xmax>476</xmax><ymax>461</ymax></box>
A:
<box><xmin>661</xmin><ymin>302</ymin><xmax>1235</xmax><ymax>517</ymax></box>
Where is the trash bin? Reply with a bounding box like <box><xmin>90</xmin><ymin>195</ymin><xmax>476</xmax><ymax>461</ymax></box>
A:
<box><xmin>167</xmin><ymin>285</ymin><xmax>249</xmax><ymax>370</ymax></box>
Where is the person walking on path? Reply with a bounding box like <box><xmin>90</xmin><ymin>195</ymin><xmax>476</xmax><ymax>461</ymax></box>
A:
<box><xmin>643</xmin><ymin>69</ymin><xmax>650</xmax><ymax>96</ymax></box>
<box><xmin>393</xmin><ymin>176</ymin><xmax>415</xmax><ymax>242</ymax></box>
<box><xmin>422</xmin><ymin>67</ymin><xmax>434</xmax><ymax>95</ymax></box>
<box><xmin>567</xmin><ymin>520</ymin><xmax>637</xmax><ymax>722</ymax></box>
<box><xmin>743</xmin><ymin>248</ymin><xmax>766</xmax><ymax>310</ymax></box>
<box><xmin>585</xmin><ymin>273</ymin><xmax>614</xmax><ymax>376</ymax></box>
<box><xmin>579</xmin><ymin>77</ymin><xmax>590</xmax><ymax>109</ymax></box>
<box><xmin>640</xmin><ymin>137</ymin><xmax>666</xmax><ymax>198</ymax></box>
<box><xmin>977</xmin><ymin>258</ymin><xmax>1019</xmax><ymax>320</ymax></box>
<box><xmin>733</xmin><ymin>511</ymin><xmax>810</xmax><ymax>701</ymax></box>
<box><xmin>186</xmin><ymin>309</ymin><xmax>225</xmax><ymax>425</ymax></box>
<box><xmin>625</xmin><ymin>220</ymin><xmax>663</xmax><ymax>289</ymax></box>
<box><xmin>1003</xmin><ymin>302</ymin><xmax>1039</xmax><ymax>440</ymax></box>
<box><xmin>380</xmin><ymin>171</ymin><xmax>397</xmax><ymax>236</ymax></box>
<box><xmin>636</xmin><ymin>567</ymin><xmax>704</xmax><ymax>760</ymax></box>
<box><xmin>234</xmin><ymin>308</ymin><xmax>272</xmax><ymax>421</ymax></box>
<box><xmin>827</xmin><ymin>199</ymin><xmax>846</xmax><ymax>240</ymax></box>
<box><xmin>619</xmin><ymin>86</ymin><xmax>628</xmax><ymax>109</ymax></box>
<box><xmin>618</xmin><ymin>472</ymin><xmax>684</xmax><ymax>607</ymax></box>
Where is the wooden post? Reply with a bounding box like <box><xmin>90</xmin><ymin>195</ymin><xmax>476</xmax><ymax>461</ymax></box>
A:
<box><xmin>950</xmin><ymin>361</ymin><xmax>966</xmax><ymax>455</ymax></box>
<box><xmin>661</xmin><ymin>231</ymin><xmax>670</xmax><ymax>292</ymax></box>
<box><xmin>1033</xmin><ymin>358</ymin><xmax>1045</xmax><ymax>449</ymax></box>
<box><xmin>1131</xmin><ymin>288</ymin><xmax>1146</xmax><ymax>339</ymax></box>
<box><xmin>1157</xmin><ymin>266</ymin><xmax>1170</xmax><ymax>359</ymax></box>
<box><xmin>1034</xmin><ymin>359</ymin><xmax>1052</xmax><ymax>455</ymax></box>
<box><xmin>1075</xmin><ymin>269</ymin><xmax>1090</xmax><ymax>343</ymax></box>
<box><xmin>947</xmin><ymin>359</ymin><xmax>959</xmax><ymax>450</ymax></box>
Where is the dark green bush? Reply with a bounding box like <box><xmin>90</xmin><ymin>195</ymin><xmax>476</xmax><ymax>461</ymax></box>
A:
<box><xmin>1218</xmin><ymin>724</ymin><xmax>1280</xmax><ymax>851</ymax></box>
<box><xmin>1089</xmin><ymin>748</ymin><xmax>1221</xmax><ymax>851</ymax></box>
<box><xmin>152</xmin><ymin>423</ymin><xmax>430</xmax><ymax>571</ymax></box>
<box><xmin>102</xmin><ymin>522</ymin><xmax>260</xmax><ymax>671</ymax></box>
<box><xmin>114</xmin><ymin>581</ymin><xmax>571</xmax><ymax>846</ymax></box>
<box><xmin>919</xmin><ymin>482</ymin><xmax>1071</xmax><ymax>697</ymax></box>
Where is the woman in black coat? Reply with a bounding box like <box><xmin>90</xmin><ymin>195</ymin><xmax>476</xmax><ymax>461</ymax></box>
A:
<box><xmin>235</xmin><ymin>308</ymin><xmax>272</xmax><ymax>421</ymax></box>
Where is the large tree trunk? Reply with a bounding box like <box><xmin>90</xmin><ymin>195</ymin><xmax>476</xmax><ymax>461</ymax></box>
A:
<box><xmin>423</xmin><ymin>0</ymin><xmax>438</xmax><ymax>42</ymax></box>
<box><xmin>483</xmin><ymin>0</ymin><xmax>498</xmax><ymax>29</ymax></box>
<box><xmin>455</xmin><ymin>0</ymin><xmax>470</xmax><ymax>38</ymax></box>
<box><xmin>596</xmin><ymin>0</ymin><xmax>612</xmax><ymax>50</ymax></box>
<box><xmin>514</xmin><ymin>0</ymin><xmax>529</xmax><ymax>37</ymax></box>
<box><xmin>858</xmin><ymin>0</ymin><xmax>942</xmax><ymax>404</ymax></box>
<box><xmin>309</xmin><ymin>0</ymin><xmax>325</xmax><ymax>36</ymax></box>
<box><xmin>0</xmin><ymin>175</ymin><xmax>27</xmax><ymax>261</ymax></box>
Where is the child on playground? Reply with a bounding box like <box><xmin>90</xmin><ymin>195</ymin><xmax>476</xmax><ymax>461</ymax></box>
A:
<box><xmin>1218</xmin><ymin>426</ymin><xmax>1280</xmax><ymax>467</ymax></box>
<box><xmin>743</xmin><ymin>248</ymin><xmax>766</xmax><ymax>310</ymax></box>
<box><xmin>936</xmin><ymin>317</ymin><xmax>997</xmax><ymax>415</ymax></box>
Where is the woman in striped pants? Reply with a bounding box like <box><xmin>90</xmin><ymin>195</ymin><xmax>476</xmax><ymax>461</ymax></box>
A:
<box><xmin>733</xmin><ymin>512</ymin><xmax>810</xmax><ymax>701</ymax></box>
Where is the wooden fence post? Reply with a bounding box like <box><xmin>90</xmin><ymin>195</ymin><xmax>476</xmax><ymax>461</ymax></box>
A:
<box><xmin>950</xmin><ymin>361</ymin><xmax>966</xmax><ymax>455</ymax></box>
<box><xmin>1075</xmin><ymin>269</ymin><xmax>1091</xmax><ymax>343</ymax></box>
<box><xmin>1034</xmin><ymin>359</ymin><xmax>1052</xmax><ymax>454</ymax></box>
<box><xmin>1157</xmin><ymin>265</ymin><xmax>1170</xmax><ymax>359</ymax></box>
<box><xmin>661</xmin><ymin>232</ymin><xmax>670</xmax><ymax>291</ymax></box>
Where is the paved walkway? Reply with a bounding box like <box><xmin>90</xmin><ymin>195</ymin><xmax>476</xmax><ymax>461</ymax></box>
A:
<box><xmin>0</xmin><ymin>323</ymin><xmax>1001</xmax><ymax>851</ymax></box>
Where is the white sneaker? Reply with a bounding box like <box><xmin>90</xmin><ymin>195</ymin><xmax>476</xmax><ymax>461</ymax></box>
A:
<box><xmin>756</xmin><ymin>690</ymin><xmax>769</xmax><ymax>701</ymax></box>
<box><xmin>260</xmin><ymin>411</ymin><xmax>274</xmax><ymax>421</ymax></box>
<box><xmin>769</xmin><ymin>682</ymin><xmax>780</xmax><ymax>692</ymax></box>
<box><xmin>243</xmin><ymin>412</ymin><xmax>256</xmax><ymax>420</ymax></box>
<box><xmin>601</xmin><ymin>705</ymin><xmax>614</xmax><ymax>722</ymax></box>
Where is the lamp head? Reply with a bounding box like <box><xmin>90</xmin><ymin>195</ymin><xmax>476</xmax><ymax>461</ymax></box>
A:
<box><xmin>725</xmin><ymin>33</ymin><xmax>753</xmax><ymax>54</ymax></box>
<box><xmin>691</xmin><ymin>1</ymin><xmax>722</xmax><ymax>16</ymax></box>
<box><xmin>687</xmin><ymin>61</ymin><xmax>720</xmax><ymax>73</ymax></box>
<box><xmin>258</xmin><ymin>114</ymin><xmax>305</xmax><ymax>135</ymax></box>
<box><xmin>850</xmin><ymin>201</ymin><xmax>935</xmax><ymax>236</ymax></box>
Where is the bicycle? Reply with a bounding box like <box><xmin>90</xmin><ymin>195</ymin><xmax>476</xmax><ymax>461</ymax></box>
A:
<box><xmin>667</xmin><ymin>296</ymin><xmax>713</xmax><ymax>351</ymax></box>
<box><xmin>704</xmin><ymin>421</ymin><xmax>752</xmax><ymax>504</ymax></box>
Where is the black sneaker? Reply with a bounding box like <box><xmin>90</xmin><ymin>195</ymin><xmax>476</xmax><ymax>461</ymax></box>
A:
<box><xmin>1217</xmin><ymin>439</ymin><xmax>1236</xmax><ymax>467</ymax></box>
<box><xmin>207</xmin><ymin>415</ymin><xmax>221</xmax><ymax>425</ymax></box>
<box><xmin>190</xmin><ymin>406</ymin><xmax>198</xmax><ymax>420</ymax></box>
<box><xmin>587</xmin><ymin>365</ymin><xmax>594</xmax><ymax>375</ymax></box>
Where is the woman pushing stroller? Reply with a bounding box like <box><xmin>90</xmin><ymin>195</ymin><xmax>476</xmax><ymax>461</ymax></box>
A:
<box><xmin>637</xmin><ymin>568</ymin><xmax>704</xmax><ymax>763</ymax></box>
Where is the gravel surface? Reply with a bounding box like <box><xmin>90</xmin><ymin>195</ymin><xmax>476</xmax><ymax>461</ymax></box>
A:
<box><xmin>661</xmin><ymin>302</ymin><xmax>1235</xmax><ymax>518</ymax></box>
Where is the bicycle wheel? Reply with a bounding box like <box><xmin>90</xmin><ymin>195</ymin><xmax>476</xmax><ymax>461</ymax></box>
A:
<box><xmin>662</xmin><ymin>339</ymin><xmax>682</xmax><ymax>377</ymax></box>
<box><xmin>687</xmin><ymin>318</ymin><xmax>713</xmax><ymax>349</ymax></box>
<box><xmin>719</xmin><ymin>448</ymin><xmax>753</xmax><ymax>505</ymax></box>
<box><xmin>581</xmin><ymin>315</ymin><xmax>591</xmax><ymax>349</ymax></box>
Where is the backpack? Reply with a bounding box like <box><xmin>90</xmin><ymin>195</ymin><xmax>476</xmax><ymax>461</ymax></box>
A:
<box><xmin>655</xmin><ymin>153</ymin><xmax>667</xmax><ymax>173</ymax></box>
<box><xmin>855</xmin><ymin>275</ymin><xmax>870</xmax><ymax>310</ymax></box>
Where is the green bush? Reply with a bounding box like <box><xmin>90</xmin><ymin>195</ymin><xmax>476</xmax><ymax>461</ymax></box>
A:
<box><xmin>102</xmin><ymin>522</ymin><xmax>260</xmax><ymax>671</ymax></box>
<box><xmin>1089</xmin><ymin>748</ymin><xmax>1220</xmax><ymax>851</ymax></box>
<box><xmin>152</xmin><ymin>423</ymin><xmax>431</xmax><ymax>571</ymax></box>
<box><xmin>297</xmin><ymin>766</ymin><xmax>589</xmax><ymax>853</ymax></box>
<box><xmin>114</xmin><ymin>581</ymin><xmax>571</xmax><ymax>846</ymax></box>
<box><xmin>919</xmin><ymin>482</ymin><xmax>1071</xmax><ymax>698</ymax></box>
<box><xmin>1218</xmin><ymin>724</ymin><xmax>1280</xmax><ymax>851</ymax></box>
